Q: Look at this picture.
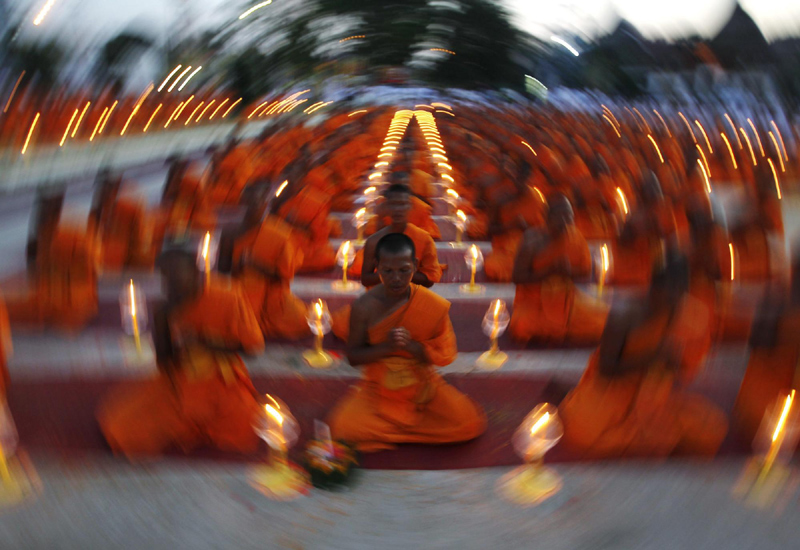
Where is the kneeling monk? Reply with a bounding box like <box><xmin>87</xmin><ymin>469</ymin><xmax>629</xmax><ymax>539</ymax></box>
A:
<box><xmin>327</xmin><ymin>234</ymin><xmax>486</xmax><ymax>452</ymax></box>
<box><xmin>559</xmin><ymin>254</ymin><xmax>727</xmax><ymax>459</ymax></box>
<box><xmin>509</xmin><ymin>194</ymin><xmax>609</xmax><ymax>345</ymax></box>
<box><xmin>97</xmin><ymin>243</ymin><xmax>265</xmax><ymax>459</ymax></box>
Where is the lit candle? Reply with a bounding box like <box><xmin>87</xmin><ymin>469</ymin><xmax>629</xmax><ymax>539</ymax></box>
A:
<box><xmin>469</xmin><ymin>245</ymin><xmax>478</xmax><ymax>288</ymax></box>
<box><xmin>615</xmin><ymin>187</ymin><xmax>629</xmax><ymax>216</ymax></box>
<box><xmin>599</xmin><ymin>244</ymin><xmax>609</xmax><ymax>297</ymax></box>
<box><xmin>729</xmin><ymin>243</ymin><xmax>735</xmax><ymax>281</ymax></box>
<box><xmin>456</xmin><ymin>210</ymin><xmax>467</xmax><ymax>243</ymax></box>
<box><xmin>202</xmin><ymin>231</ymin><xmax>211</xmax><ymax>288</ymax></box>
<box><xmin>354</xmin><ymin>208</ymin><xmax>366</xmax><ymax>242</ymax></box>
<box><xmin>341</xmin><ymin>241</ymin><xmax>351</xmax><ymax>286</ymax></box>
<box><xmin>129</xmin><ymin>279</ymin><xmax>142</xmax><ymax>353</ymax></box>
<box><xmin>314</xmin><ymin>299</ymin><xmax>325</xmax><ymax>354</ymax></box>
<box><xmin>275</xmin><ymin>180</ymin><xmax>288</xmax><ymax>197</ymax></box>
<box><xmin>759</xmin><ymin>390</ymin><xmax>795</xmax><ymax>479</ymax></box>
<box><xmin>265</xmin><ymin>403</ymin><xmax>285</xmax><ymax>448</ymax></box>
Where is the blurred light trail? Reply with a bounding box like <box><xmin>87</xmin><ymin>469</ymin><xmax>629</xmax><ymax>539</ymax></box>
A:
<box><xmin>339</xmin><ymin>35</ymin><xmax>365</xmax><ymax>43</ymax></box>
<box><xmin>694</xmin><ymin>120</ymin><xmax>713</xmax><ymax>153</ymax></box>
<box><xmin>72</xmin><ymin>101</ymin><xmax>90</xmax><ymax>137</ymax></box>
<box><xmin>222</xmin><ymin>98</ymin><xmax>242</xmax><ymax>118</ymax></box>
<box><xmin>739</xmin><ymin>128</ymin><xmax>757</xmax><ymax>166</ymax></box>
<box><xmin>177</xmin><ymin>67</ymin><xmax>202</xmax><ymax>92</ymax></box>
<box><xmin>348</xmin><ymin>110</ymin><xmax>367</xmax><ymax>116</ymax></box>
<box><xmin>724</xmin><ymin>113</ymin><xmax>741</xmax><ymax>148</ymax></box>
<box><xmin>720</xmin><ymin>133</ymin><xmax>737</xmax><ymax>170</ymax></box>
<box><xmin>429</xmin><ymin>48</ymin><xmax>455</xmax><ymax>55</ymax></box>
<box><xmin>33</xmin><ymin>0</ymin><xmax>57</xmax><ymax>26</ymax></box>
<box><xmin>677</xmin><ymin>112</ymin><xmax>696</xmax><ymax>143</ymax></box>
<box><xmin>197</xmin><ymin>100</ymin><xmax>215</xmax><ymax>122</ymax></box>
<box><xmin>90</xmin><ymin>107</ymin><xmax>109</xmax><ymax>141</ymax></box>
<box><xmin>3</xmin><ymin>72</ymin><xmax>25</xmax><ymax>113</ymax></box>
<box><xmin>185</xmin><ymin>102</ymin><xmax>204</xmax><ymax>126</ymax></box>
<box><xmin>603</xmin><ymin>115</ymin><xmax>620</xmax><ymax>137</ymax></box>
<box><xmin>143</xmin><ymin>104</ymin><xmax>162</xmax><ymax>132</ymax></box>
<box><xmin>696</xmin><ymin>144</ymin><xmax>711</xmax><ymax>176</ymax></box>
<box><xmin>770</xmin><ymin>120</ymin><xmax>788</xmax><ymax>162</ymax></box>
<box><xmin>167</xmin><ymin>66</ymin><xmax>192</xmax><ymax>92</ymax></box>
<box><xmin>647</xmin><ymin>134</ymin><xmax>664</xmax><ymax>163</ymax></box>
<box><xmin>60</xmin><ymin>109</ymin><xmax>78</xmax><ymax>146</ymax></box>
<box><xmin>157</xmin><ymin>65</ymin><xmax>182</xmax><ymax>92</ymax></box>
<box><xmin>768</xmin><ymin>132</ymin><xmax>786</xmax><ymax>172</ymax></box>
<box><xmin>521</xmin><ymin>141</ymin><xmax>537</xmax><ymax>156</ymax></box>
<box><xmin>767</xmin><ymin>158</ymin><xmax>782</xmax><ymax>199</ymax></box>
<box><xmin>551</xmin><ymin>36</ymin><xmax>579</xmax><ymax>56</ymax></box>
<box><xmin>697</xmin><ymin>159</ymin><xmax>712</xmax><ymax>194</ymax></box>
<box><xmin>747</xmin><ymin>119</ymin><xmax>765</xmax><ymax>157</ymax></box>
<box><xmin>99</xmin><ymin>101</ymin><xmax>118</xmax><ymax>134</ymax></box>
<box><xmin>239</xmin><ymin>1</ymin><xmax>272</xmax><ymax>20</ymax></box>
<box><xmin>653</xmin><ymin>109</ymin><xmax>671</xmax><ymax>137</ymax></box>
<box><xmin>21</xmin><ymin>112</ymin><xmax>40</xmax><ymax>155</ymax></box>
<box><xmin>210</xmin><ymin>99</ymin><xmax>229</xmax><ymax>120</ymax></box>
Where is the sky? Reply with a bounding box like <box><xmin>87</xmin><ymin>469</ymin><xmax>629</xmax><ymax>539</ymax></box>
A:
<box><xmin>8</xmin><ymin>0</ymin><xmax>800</xmax><ymax>46</ymax></box>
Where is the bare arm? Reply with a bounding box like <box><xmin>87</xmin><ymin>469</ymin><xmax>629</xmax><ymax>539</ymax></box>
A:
<box><xmin>345</xmin><ymin>298</ymin><xmax>397</xmax><ymax>366</ymax></box>
<box><xmin>360</xmin><ymin>237</ymin><xmax>382</xmax><ymax>288</ymax></box>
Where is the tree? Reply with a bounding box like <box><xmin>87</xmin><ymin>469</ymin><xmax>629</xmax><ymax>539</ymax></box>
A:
<box><xmin>96</xmin><ymin>31</ymin><xmax>154</xmax><ymax>90</ymax></box>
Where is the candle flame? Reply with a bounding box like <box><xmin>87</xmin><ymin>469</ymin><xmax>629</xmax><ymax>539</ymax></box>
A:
<box><xmin>771</xmin><ymin>390</ymin><xmax>795</xmax><ymax>443</ymax></box>
<box><xmin>696</xmin><ymin>144</ymin><xmax>711</xmax><ymax>177</ymax></box>
<box><xmin>129</xmin><ymin>279</ymin><xmax>136</xmax><ymax>318</ymax></box>
<box><xmin>447</xmin><ymin>189</ymin><xmax>459</xmax><ymax>200</ymax></box>
<box><xmin>21</xmin><ymin>112</ymin><xmax>40</xmax><ymax>155</ymax></box>
<box><xmin>601</xmin><ymin>244</ymin><xmax>609</xmax><ymax>272</ymax></box>
<box><xmin>355</xmin><ymin>208</ymin><xmax>366</xmax><ymax>219</ymax></box>
<box><xmin>728</xmin><ymin>243</ymin><xmax>735</xmax><ymax>281</ymax></box>
<box><xmin>364</xmin><ymin>186</ymin><xmax>376</xmax><ymax>195</ymax></box>
<box><xmin>720</xmin><ymin>133</ymin><xmax>737</xmax><ymax>170</ymax></box>
<box><xmin>202</xmin><ymin>232</ymin><xmax>211</xmax><ymax>260</ymax></box>
<box><xmin>603</xmin><ymin>115</ymin><xmax>621</xmax><ymax>138</ymax></box>
<box><xmin>678</xmin><ymin>112</ymin><xmax>697</xmax><ymax>143</ymax></box>
<box><xmin>442</xmin><ymin>174</ymin><xmax>454</xmax><ymax>183</ymax></box>
<box><xmin>368</xmin><ymin>172</ymin><xmax>383</xmax><ymax>180</ymax></box>
<box><xmin>315</xmin><ymin>300</ymin><xmax>323</xmax><ymax>319</ymax></box>
<box><xmin>470</xmin><ymin>244</ymin><xmax>478</xmax><ymax>259</ymax></box>
<box><xmin>647</xmin><ymin>134</ymin><xmax>664</xmax><ymax>163</ymax></box>
<box><xmin>493</xmin><ymin>299</ymin><xmax>501</xmax><ymax>318</ymax></box>
<box><xmin>457</xmin><ymin>210</ymin><xmax>467</xmax><ymax>223</ymax></box>
<box><xmin>532</xmin><ymin>187</ymin><xmax>547</xmax><ymax>204</ymax></box>
<box><xmin>342</xmin><ymin>240</ymin><xmax>350</xmax><ymax>256</ymax></box>
<box><xmin>438</xmin><ymin>163</ymin><xmax>452</xmax><ymax>171</ymax></box>
<box><xmin>530</xmin><ymin>412</ymin><xmax>550</xmax><ymax>436</ymax></box>
<box><xmin>767</xmin><ymin>158</ymin><xmax>781</xmax><ymax>200</ymax></box>
<box><xmin>615</xmin><ymin>187</ymin><xmax>629</xmax><ymax>216</ymax></box>
<box><xmin>265</xmin><ymin>404</ymin><xmax>284</xmax><ymax>426</ymax></box>
<box><xmin>275</xmin><ymin>180</ymin><xmax>288</xmax><ymax>197</ymax></box>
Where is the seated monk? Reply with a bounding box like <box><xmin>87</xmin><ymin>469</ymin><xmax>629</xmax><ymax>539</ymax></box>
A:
<box><xmin>97</xmin><ymin>243</ymin><xmax>265</xmax><ymax>458</ymax></box>
<box><xmin>332</xmin><ymin>184</ymin><xmax>443</xmax><ymax>341</ymax></box>
<box><xmin>6</xmin><ymin>224</ymin><xmax>99</xmax><ymax>333</ymax></box>
<box><xmin>89</xmin><ymin>171</ymin><xmax>153</xmax><ymax>272</ymax></box>
<box><xmin>509</xmin><ymin>194</ymin><xmax>609</xmax><ymax>345</ymax></box>
<box><xmin>327</xmin><ymin>234</ymin><xmax>486</xmax><ymax>452</ymax></box>
<box><xmin>152</xmin><ymin>159</ymin><xmax>217</xmax><ymax>248</ymax></box>
<box><xmin>559</xmin><ymin>254</ymin><xmax>727</xmax><ymax>459</ymax></box>
<box><xmin>484</xmin><ymin>161</ymin><xmax>546</xmax><ymax>282</ymax></box>
<box><xmin>366</xmin><ymin>173</ymin><xmax>441</xmax><ymax>240</ymax></box>
<box><xmin>25</xmin><ymin>187</ymin><xmax>65</xmax><ymax>277</ymax></box>
<box><xmin>221</xmin><ymin>186</ymin><xmax>310</xmax><ymax>341</ymax></box>
<box><xmin>732</xmin><ymin>259</ymin><xmax>800</xmax><ymax>446</ymax></box>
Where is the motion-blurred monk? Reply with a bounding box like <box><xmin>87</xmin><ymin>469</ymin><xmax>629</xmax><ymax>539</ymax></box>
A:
<box><xmin>98</xmin><ymin>243</ymin><xmax>265</xmax><ymax>458</ymax></box>
<box><xmin>220</xmin><ymin>186</ymin><xmax>310</xmax><ymax>341</ymax></box>
<box><xmin>732</xmin><ymin>256</ymin><xmax>800</xmax><ymax>446</ymax></box>
<box><xmin>509</xmin><ymin>194</ymin><xmax>609</xmax><ymax>345</ymax></box>
<box><xmin>328</xmin><ymin>234</ymin><xmax>486</xmax><ymax>452</ymax></box>
<box><xmin>332</xmin><ymin>184</ymin><xmax>442</xmax><ymax>341</ymax></box>
<box><xmin>559</xmin><ymin>254</ymin><xmax>727</xmax><ymax>459</ymax></box>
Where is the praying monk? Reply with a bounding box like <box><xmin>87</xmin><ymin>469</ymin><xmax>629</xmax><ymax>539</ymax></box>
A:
<box><xmin>332</xmin><ymin>184</ymin><xmax>443</xmax><ymax>341</ymax></box>
<box><xmin>732</xmin><ymin>256</ymin><xmax>800</xmax><ymax>445</ymax></box>
<box><xmin>97</xmin><ymin>243</ymin><xmax>265</xmax><ymax>458</ymax></box>
<box><xmin>509</xmin><ymin>194</ymin><xmax>609</xmax><ymax>345</ymax></box>
<box><xmin>559</xmin><ymin>254</ymin><xmax>727</xmax><ymax>459</ymax></box>
<box><xmin>220</xmin><ymin>186</ymin><xmax>310</xmax><ymax>340</ymax></box>
<box><xmin>327</xmin><ymin>234</ymin><xmax>486</xmax><ymax>452</ymax></box>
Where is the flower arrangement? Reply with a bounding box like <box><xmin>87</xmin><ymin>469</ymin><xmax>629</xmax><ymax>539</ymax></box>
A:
<box><xmin>303</xmin><ymin>439</ymin><xmax>359</xmax><ymax>490</ymax></box>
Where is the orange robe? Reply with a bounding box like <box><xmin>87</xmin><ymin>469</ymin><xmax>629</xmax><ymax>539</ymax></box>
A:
<box><xmin>97</xmin><ymin>283</ymin><xmax>265</xmax><ymax>458</ymax></box>
<box><xmin>233</xmin><ymin>217</ymin><xmax>310</xmax><ymax>340</ymax></box>
<box><xmin>327</xmin><ymin>285</ymin><xmax>486</xmax><ymax>452</ymax></box>
<box><xmin>95</xmin><ymin>196</ymin><xmax>153</xmax><ymax>271</ymax></box>
<box><xmin>278</xmin><ymin>186</ymin><xmax>336</xmax><ymax>272</ymax></box>
<box><xmin>154</xmin><ymin>174</ymin><xmax>217</xmax><ymax>246</ymax></box>
<box><xmin>333</xmin><ymin>224</ymin><xmax>443</xmax><ymax>341</ymax></box>
<box><xmin>559</xmin><ymin>296</ymin><xmax>727</xmax><ymax>459</ymax></box>
<box><xmin>0</xmin><ymin>292</ymin><xmax>11</xmax><ymax>395</ymax></box>
<box><xmin>733</xmin><ymin>311</ymin><xmax>800</xmax><ymax>445</ymax></box>
<box><xmin>6</xmin><ymin>227</ymin><xmax>98</xmax><ymax>332</ymax></box>
<box><xmin>509</xmin><ymin>226</ymin><xmax>609</xmax><ymax>345</ymax></box>
<box><xmin>484</xmin><ymin>189</ymin><xmax>545</xmax><ymax>282</ymax></box>
<box><xmin>207</xmin><ymin>146</ymin><xmax>254</xmax><ymax>206</ymax></box>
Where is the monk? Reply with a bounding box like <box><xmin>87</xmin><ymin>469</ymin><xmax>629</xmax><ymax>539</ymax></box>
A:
<box><xmin>559</xmin><ymin>254</ymin><xmax>728</xmax><ymax>459</ymax></box>
<box><xmin>509</xmin><ymin>195</ymin><xmax>609</xmax><ymax>345</ymax></box>
<box><xmin>732</xmin><ymin>257</ymin><xmax>800</xmax><ymax>446</ymax></box>
<box><xmin>25</xmin><ymin>188</ymin><xmax>65</xmax><ymax>276</ymax></box>
<box><xmin>89</xmin><ymin>171</ymin><xmax>153</xmax><ymax>271</ymax></box>
<box><xmin>97</xmin><ymin>243</ymin><xmax>265</xmax><ymax>458</ymax></box>
<box><xmin>333</xmin><ymin>184</ymin><xmax>443</xmax><ymax>341</ymax></box>
<box><xmin>221</xmin><ymin>186</ymin><xmax>310</xmax><ymax>340</ymax></box>
<box><xmin>327</xmin><ymin>233</ymin><xmax>486</xmax><ymax>452</ymax></box>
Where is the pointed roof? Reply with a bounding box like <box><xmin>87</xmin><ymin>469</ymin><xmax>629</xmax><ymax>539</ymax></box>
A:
<box><xmin>710</xmin><ymin>4</ymin><xmax>772</xmax><ymax>68</ymax></box>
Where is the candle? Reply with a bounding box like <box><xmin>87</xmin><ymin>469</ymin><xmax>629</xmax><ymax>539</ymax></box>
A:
<box><xmin>599</xmin><ymin>244</ymin><xmax>609</xmax><ymax>297</ymax></box>
<box><xmin>341</xmin><ymin>241</ymin><xmax>351</xmax><ymax>285</ymax></box>
<box><xmin>470</xmin><ymin>245</ymin><xmax>478</xmax><ymax>287</ymax></box>
<box><xmin>315</xmin><ymin>300</ymin><xmax>324</xmax><ymax>352</ymax></box>
<box><xmin>456</xmin><ymin>209</ymin><xmax>467</xmax><ymax>243</ymax></box>
<box><xmin>275</xmin><ymin>180</ymin><xmax>288</xmax><ymax>197</ymax></box>
<box><xmin>530</xmin><ymin>412</ymin><xmax>551</xmax><ymax>437</ymax></box>
<box><xmin>129</xmin><ymin>279</ymin><xmax>142</xmax><ymax>353</ymax></box>
<box><xmin>615</xmin><ymin>187</ymin><xmax>629</xmax><ymax>216</ymax></box>
<box><xmin>202</xmin><ymin>231</ymin><xmax>211</xmax><ymax>288</ymax></box>
<box><xmin>354</xmin><ymin>209</ymin><xmax>366</xmax><ymax>241</ymax></box>
<box><xmin>265</xmin><ymin>403</ymin><xmax>285</xmax><ymax>448</ymax></box>
<box><xmin>729</xmin><ymin>243</ymin><xmax>735</xmax><ymax>281</ymax></box>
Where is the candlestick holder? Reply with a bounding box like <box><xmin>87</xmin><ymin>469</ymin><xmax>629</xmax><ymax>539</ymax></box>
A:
<box><xmin>460</xmin><ymin>245</ymin><xmax>485</xmax><ymax>294</ymax></box>
<box><xmin>248</xmin><ymin>395</ymin><xmax>309</xmax><ymax>501</ymax></box>
<box><xmin>332</xmin><ymin>241</ymin><xmax>360</xmax><ymax>292</ymax></box>
<box><xmin>476</xmin><ymin>300</ymin><xmax>510</xmax><ymax>370</ymax></box>
<box><xmin>303</xmin><ymin>300</ymin><xmax>334</xmax><ymax>368</ymax></box>
<box><xmin>498</xmin><ymin>403</ymin><xmax>564</xmax><ymax>506</ymax></box>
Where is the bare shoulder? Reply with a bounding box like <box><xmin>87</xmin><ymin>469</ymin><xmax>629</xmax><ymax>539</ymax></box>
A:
<box><xmin>351</xmin><ymin>287</ymin><xmax>383</xmax><ymax>316</ymax></box>
<box><xmin>364</xmin><ymin>228</ymin><xmax>389</xmax><ymax>250</ymax></box>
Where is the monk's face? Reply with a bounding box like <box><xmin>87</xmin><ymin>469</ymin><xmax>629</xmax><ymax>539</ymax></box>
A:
<box><xmin>377</xmin><ymin>250</ymin><xmax>416</xmax><ymax>296</ymax></box>
<box><xmin>384</xmin><ymin>192</ymin><xmax>411</xmax><ymax>226</ymax></box>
